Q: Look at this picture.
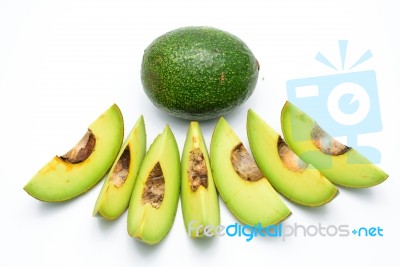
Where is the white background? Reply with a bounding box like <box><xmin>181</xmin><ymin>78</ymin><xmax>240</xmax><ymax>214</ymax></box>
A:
<box><xmin>1</xmin><ymin>0</ymin><xmax>399</xmax><ymax>266</ymax></box>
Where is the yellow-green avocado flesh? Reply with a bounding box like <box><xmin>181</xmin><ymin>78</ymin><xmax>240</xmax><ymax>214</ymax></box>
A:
<box><xmin>210</xmin><ymin>117</ymin><xmax>291</xmax><ymax>227</ymax></box>
<box><xmin>93</xmin><ymin>115</ymin><xmax>146</xmax><ymax>220</ymax></box>
<box><xmin>281</xmin><ymin>101</ymin><xmax>388</xmax><ymax>188</ymax></box>
<box><xmin>127</xmin><ymin>125</ymin><xmax>180</xmax><ymax>245</ymax></box>
<box><xmin>247</xmin><ymin>109</ymin><xmax>338</xmax><ymax>206</ymax></box>
<box><xmin>24</xmin><ymin>104</ymin><xmax>124</xmax><ymax>202</ymax></box>
<box><xmin>181</xmin><ymin>122</ymin><xmax>220</xmax><ymax>237</ymax></box>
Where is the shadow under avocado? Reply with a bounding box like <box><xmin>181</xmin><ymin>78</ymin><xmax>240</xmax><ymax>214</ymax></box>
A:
<box><xmin>337</xmin><ymin>186</ymin><xmax>375</xmax><ymax>198</ymax></box>
<box><xmin>33</xmin><ymin>194</ymin><xmax>81</xmax><ymax>217</ymax></box>
<box><xmin>128</xmin><ymin>235</ymin><xmax>166</xmax><ymax>257</ymax></box>
<box><xmin>188</xmin><ymin>234</ymin><xmax>219</xmax><ymax>251</ymax></box>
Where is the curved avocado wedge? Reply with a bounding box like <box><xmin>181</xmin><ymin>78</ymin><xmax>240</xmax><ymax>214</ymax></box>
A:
<box><xmin>181</xmin><ymin>122</ymin><xmax>220</xmax><ymax>238</ymax></box>
<box><xmin>24</xmin><ymin>104</ymin><xmax>124</xmax><ymax>202</ymax></box>
<box><xmin>127</xmin><ymin>125</ymin><xmax>180</xmax><ymax>245</ymax></box>
<box><xmin>281</xmin><ymin>101</ymin><xmax>389</xmax><ymax>188</ymax></box>
<box><xmin>210</xmin><ymin>117</ymin><xmax>291</xmax><ymax>227</ymax></box>
<box><xmin>93</xmin><ymin>116</ymin><xmax>146</xmax><ymax>220</ymax></box>
<box><xmin>247</xmin><ymin>109</ymin><xmax>338</xmax><ymax>206</ymax></box>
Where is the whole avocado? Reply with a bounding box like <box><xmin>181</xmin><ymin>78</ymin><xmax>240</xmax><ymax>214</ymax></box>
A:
<box><xmin>141</xmin><ymin>26</ymin><xmax>259</xmax><ymax>120</ymax></box>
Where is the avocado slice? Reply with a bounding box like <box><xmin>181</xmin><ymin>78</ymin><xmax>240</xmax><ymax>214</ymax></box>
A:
<box><xmin>210</xmin><ymin>117</ymin><xmax>291</xmax><ymax>227</ymax></box>
<box><xmin>93</xmin><ymin>116</ymin><xmax>146</xmax><ymax>220</ymax></box>
<box><xmin>281</xmin><ymin>101</ymin><xmax>389</xmax><ymax>188</ymax></box>
<box><xmin>181</xmin><ymin>122</ymin><xmax>220</xmax><ymax>237</ymax></box>
<box><xmin>24</xmin><ymin>104</ymin><xmax>124</xmax><ymax>202</ymax></box>
<box><xmin>247</xmin><ymin>109</ymin><xmax>338</xmax><ymax>206</ymax></box>
<box><xmin>127</xmin><ymin>125</ymin><xmax>180</xmax><ymax>245</ymax></box>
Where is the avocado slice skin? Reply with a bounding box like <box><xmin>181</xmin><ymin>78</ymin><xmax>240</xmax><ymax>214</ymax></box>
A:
<box><xmin>24</xmin><ymin>104</ymin><xmax>124</xmax><ymax>202</ymax></box>
<box><xmin>181</xmin><ymin>121</ymin><xmax>220</xmax><ymax>237</ymax></box>
<box><xmin>247</xmin><ymin>109</ymin><xmax>338</xmax><ymax>206</ymax></box>
<box><xmin>281</xmin><ymin>101</ymin><xmax>389</xmax><ymax>188</ymax></box>
<box><xmin>93</xmin><ymin>116</ymin><xmax>146</xmax><ymax>220</ymax></box>
<box><xmin>210</xmin><ymin>117</ymin><xmax>291</xmax><ymax>227</ymax></box>
<box><xmin>127</xmin><ymin>125</ymin><xmax>180</xmax><ymax>245</ymax></box>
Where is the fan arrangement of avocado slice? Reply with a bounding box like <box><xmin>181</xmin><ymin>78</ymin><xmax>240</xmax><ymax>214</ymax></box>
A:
<box><xmin>247</xmin><ymin>109</ymin><xmax>338</xmax><ymax>206</ymax></box>
<box><xmin>93</xmin><ymin>116</ymin><xmax>146</xmax><ymax>220</ymax></box>
<box><xmin>280</xmin><ymin>101</ymin><xmax>388</xmax><ymax>188</ymax></box>
<box><xmin>181</xmin><ymin>122</ymin><xmax>220</xmax><ymax>237</ymax></box>
<box><xmin>24</xmin><ymin>101</ymin><xmax>389</xmax><ymax>245</ymax></box>
<box><xmin>127</xmin><ymin>125</ymin><xmax>181</xmax><ymax>244</ymax></box>
<box><xmin>210</xmin><ymin>117</ymin><xmax>291</xmax><ymax>226</ymax></box>
<box><xmin>24</xmin><ymin>104</ymin><xmax>125</xmax><ymax>202</ymax></box>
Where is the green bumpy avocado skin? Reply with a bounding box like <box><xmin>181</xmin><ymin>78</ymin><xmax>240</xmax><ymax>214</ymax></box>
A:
<box><xmin>141</xmin><ymin>26</ymin><xmax>259</xmax><ymax>120</ymax></box>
